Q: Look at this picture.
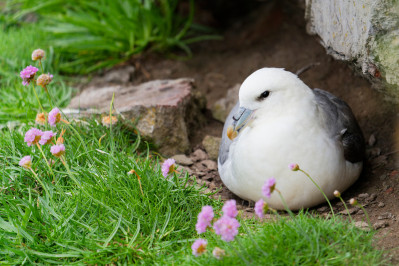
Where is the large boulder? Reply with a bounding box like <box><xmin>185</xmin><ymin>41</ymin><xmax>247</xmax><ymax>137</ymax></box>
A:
<box><xmin>305</xmin><ymin>0</ymin><xmax>399</xmax><ymax>101</ymax></box>
<box><xmin>66</xmin><ymin>78</ymin><xmax>206</xmax><ymax>156</ymax></box>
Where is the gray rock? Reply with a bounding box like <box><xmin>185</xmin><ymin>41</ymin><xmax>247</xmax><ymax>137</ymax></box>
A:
<box><xmin>172</xmin><ymin>154</ymin><xmax>194</xmax><ymax>166</ymax></box>
<box><xmin>202</xmin><ymin>135</ymin><xmax>222</xmax><ymax>161</ymax></box>
<box><xmin>66</xmin><ymin>78</ymin><xmax>206</xmax><ymax>156</ymax></box>
<box><xmin>305</xmin><ymin>0</ymin><xmax>399</xmax><ymax>102</ymax></box>
<box><xmin>211</xmin><ymin>84</ymin><xmax>240</xmax><ymax>122</ymax></box>
<box><xmin>378</xmin><ymin>202</ymin><xmax>385</xmax><ymax>208</ymax></box>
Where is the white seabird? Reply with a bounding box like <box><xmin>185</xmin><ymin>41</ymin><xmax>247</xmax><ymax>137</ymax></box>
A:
<box><xmin>218</xmin><ymin>68</ymin><xmax>365</xmax><ymax>210</ymax></box>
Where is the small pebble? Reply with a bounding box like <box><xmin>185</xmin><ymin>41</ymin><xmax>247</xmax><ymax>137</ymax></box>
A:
<box><xmin>317</xmin><ymin>206</ymin><xmax>328</xmax><ymax>212</ymax></box>
<box><xmin>368</xmin><ymin>134</ymin><xmax>376</xmax><ymax>146</ymax></box>
<box><xmin>354</xmin><ymin>221</ymin><xmax>370</xmax><ymax>231</ymax></box>
<box><xmin>358</xmin><ymin>193</ymin><xmax>369</xmax><ymax>199</ymax></box>
<box><xmin>172</xmin><ymin>154</ymin><xmax>193</xmax><ymax>166</ymax></box>
<box><xmin>339</xmin><ymin>208</ymin><xmax>358</xmax><ymax>215</ymax></box>
<box><xmin>201</xmin><ymin>160</ymin><xmax>218</xmax><ymax>171</ymax></box>
<box><xmin>378</xmin><ymin>202</ymin><xmax>385</xmax><ymax>208</ymax></box>
<box><xmin>191</xmin><ymin>149</ymin><xmax>208</xmax><ymax>162</ymax></box>
<box><xmin>379</xmin><ymin>174</ymin><xmax>388</xmax><ymax>181</ymax></box>
<box><xmin>373</xmin><ymin>221</ymin><xmax>389</xmax><ymax>230</ymax></box>
<box><xmin>367</xmin><ymin>193</ymin><xmax>377</xmax><ymax>201</ymax></box>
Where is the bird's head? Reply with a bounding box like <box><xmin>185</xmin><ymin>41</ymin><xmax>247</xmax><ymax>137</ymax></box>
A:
<box><xmin>227</xmin><ymin>68</ymin><xmax>312</xmax><ymax>140</ymax></box>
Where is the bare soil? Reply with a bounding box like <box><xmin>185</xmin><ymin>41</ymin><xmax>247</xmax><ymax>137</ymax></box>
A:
<box><xmin>90</xmin><ymin>1</ymin><xmax>399</xmax><ymax>262</ymax></box>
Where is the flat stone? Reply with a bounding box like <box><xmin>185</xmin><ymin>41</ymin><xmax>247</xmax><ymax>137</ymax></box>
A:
<box><xmin>201</xmin><ymin>160</ymin><xmax>218</xmax><ymax>171</ymax></box>
<box><xmin>172</xmin><ymin>154</ymin><xmax>193</xmax><ymax>166</ymax></box>
<box><xmin>191</xmin><ymin>149</ymin><xmax>208</xmax><ymax>162</ymax></box>
<box><xmin>317</xmin><ymin>206</ymin><xmax>329</xmax><ymax>212</ymax></box>
<box><xmin>66</xmin><ymin>78</ymin><xmax>206</xmax><ymax>156</ymax></box>
<box><xmin>378</xmin><ymin>212</ymin><xmax>394</xmax><ymax>220</ymax></box>
<box><xmin>354</xmin><ymin>221</ymin><xmax>370</xmax><ymax>231</ymax></box>
<box><xmin>211</xmin><ymin>84</ymin><xmax>240</xmax><ymax>122</ymax></box>
<box><xmin>339</xmin><ymin>208</ymin><xmax>358</xmax><ymax>215</ymax></box>
<box><xmin>202</xmin><ymin>135</ymin><xmax>222</xmax><ymax>161</ymax></box>
<box><xmin>373</xmin><ymin>221</ymin><xmax>389</xmax><ymax>230</ymax></box>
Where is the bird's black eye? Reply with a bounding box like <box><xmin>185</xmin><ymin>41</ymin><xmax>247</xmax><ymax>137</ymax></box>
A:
<box><xmin>258</xmin><ymin>90</ymin><xmax>270</xmax><ymax>100</ymax></box>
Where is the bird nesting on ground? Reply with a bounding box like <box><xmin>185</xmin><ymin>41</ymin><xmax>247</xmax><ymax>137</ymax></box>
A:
<box><xmin>218</xmin><ymin>68</ymin><xmax>365</xmax><ymax>210</ymax></box>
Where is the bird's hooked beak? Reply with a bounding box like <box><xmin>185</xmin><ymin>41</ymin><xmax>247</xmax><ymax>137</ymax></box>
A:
<box><xmin>227</xmin><ymin>107</ymin><xmax>255</xmax><ymax>140</ymax></box>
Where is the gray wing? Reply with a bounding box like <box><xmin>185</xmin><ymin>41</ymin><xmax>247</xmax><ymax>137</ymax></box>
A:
<box><xmin>313</xmin><ymin>89</ymin><xmax>365</xmax><ymax>163</ymax></box>
<box><xmin>218</xmin><ymin>101</ymin><xmax>240</xmax><ymax>166</ymax></box>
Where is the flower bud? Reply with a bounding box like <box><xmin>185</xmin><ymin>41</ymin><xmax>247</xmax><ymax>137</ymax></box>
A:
<box><xmin>349</xmin><ymin>198</ymin><xmax>358</xmax><ymax>205</ymax></box>
<box><xmin>289</xmin><ymin>163</ymin><xmax>300</xmax><ymax>171</ymax></box>
<box><xmin>32</xmin><ymin>49</ymin><xmax>45</xmax><ymax>61</ymax></box>
<box><xmin>333</xmin><ymin>190</ymin><xmax>341</xmax><ymax>198</ymax></box>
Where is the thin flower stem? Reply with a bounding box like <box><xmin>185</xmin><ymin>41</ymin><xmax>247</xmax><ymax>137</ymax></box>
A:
<box><xmin>299</xmin><ymin>169</ymin><xmax>335</xmax><ymax>219</ymax></box>
<box><xmin>275</xmin><ymin>189</ymin><xmax>295</xmax><ymax>218</ymax></box>
<box><xmin>39</xmin><ymin>59</ymin><xmax>44</xmax><ymax>74</ymax></box>
<box><xmin>240</xmin><ymin>219</ymin><xmax>268</xmax><ymax>256</ymax></box>
<box><xmin>44</xmin><ymin>86</ymin><xmax>53</xmax><ymax>109</ymax></box>
<box><xmin>338</xmin><ymin>196</ymin><xmax>353</xmax><ymax>223</ymax></box>
<box><xmin>29</xmin><ymin>167</ymin><xmax>51</xmax><ymax>203</ymax></box>
<box><xmin>356</xmin><ymin>203</ymin><xmax>372</xmax><ymax>228</ymax></box>
<box><xmin>36</xmin><ymin>143</ymin><xmax>55</xmax><ymax>179</ymax></box>
<box><xmin>31</xmin><ymin>83</ymin><xmax>44</xmax><ymax>113</ymax></box>
<box><xmin>132</xmin><ymin>171</ymin><xmax>144</xmax><ymax>197</ymax></box>
<box><xmin>226</xmin><ymin>241</ymin><xmax>251</xmax><ymax>265</ymax></box>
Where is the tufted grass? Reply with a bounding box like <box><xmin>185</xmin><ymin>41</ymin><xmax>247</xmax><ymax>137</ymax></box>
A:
<box><xmin>171</xmin><ymin>212</ymin><xmax>386</xmax><ymax>265</ymax></box>
<box><xmin>5</xmin><ymin>0</ymin><xmax>219</xmax><ymax>74</ymax></box>
<box><xmin>0</xmin><ymin>22</ymin><xmax>72</xmax><ymax>124</ymax></box>
<box><xmin>0</xmin><ymin>120</ymin><xmax>220</xmax><ymax>264</ymax></box>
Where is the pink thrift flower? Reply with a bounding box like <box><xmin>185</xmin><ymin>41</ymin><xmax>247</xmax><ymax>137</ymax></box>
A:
<box><xmin>191</xmin><ymin>239</ymin><xmax>207</xmax><ymax>257</ymax></box>
<box><xmin>222</xmin><ymin>199</ymin><xmax>238</xmax><ymax>218</ymax></box>
<box><xmin>161</xmin><ymin>158</ymin><xmax>175</xmax><ymax>177</ymax></box>
<box><xmin>212</xmin><ymin>247</ymin><xmax>225</xmax><ymax>260</ymax></box>
<box><xmin>39</xmin><ymin>131</ymin><xmax>56</xmax><ymax>145</ymax></box>
<box><xmin>20</xmin><ymin>65</ymin><xmax>39</xmax><ymax>86</ymax></box>
<box><xmin>32</xmin><ymin>49</ymin><xmax>45</xmax><ymax>61</ymax></box>
<box><xmin>48</xmin><ymin>107</ymin><xmax>61</xmax><ymax>126</ymax></box>
<box><xmin>196</xmin><ymin>205</ymin><xmax>214</xmax><ymax>234</ymax></box>
<box><xmin>213</xmin><ymin>216</ymin><xmax>240</xmax><ymax>242</ymax></box>
<box><xmin>24</xmin><ymin>128</ymin><xmax>43</xmax><ymax>147</ymax></box>
<box><xmin>289</xmin><ymin>163</ymin><xmax>300</xmax><ymax>171</ymax></box>
<box><xmin>262</xmin><ymin>177</ymin><xmax>276</xmax><ymax>198</ymax></box>
<box><xmin>254</xmin><ymin>199</ymin><xmax>268</xmax><ymax>218</ymax></box>
<box><xmin>19</xmin><ymin>156</ymin><xmax>32</xmax><ymax>169</ymax></box>
<box><xmin>50</xmin><ymin>144</ymin><xmax>65</xmax><ymax>158</ymax></box>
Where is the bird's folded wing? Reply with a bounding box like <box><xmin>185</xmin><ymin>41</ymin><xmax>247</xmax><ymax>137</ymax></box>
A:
<box><xmin>313</xmin><ymin>89</ymin><xmax>365</xmax><ymax>163</ymax></box>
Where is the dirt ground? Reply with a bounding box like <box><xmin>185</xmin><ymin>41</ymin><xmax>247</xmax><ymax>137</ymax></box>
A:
<box><xmin>89</xmin><ymin>1</ymin><xmax>399</xmax><ymax>262</ymax></box>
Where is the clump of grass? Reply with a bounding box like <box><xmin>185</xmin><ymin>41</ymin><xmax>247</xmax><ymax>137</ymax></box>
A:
<box><xmin>0</xmin><ymin>120</ymin><xmax>219</xmax><ymax>264</ymax></box>
<box><xmin>0</xmin><ymin>23</ymin><xmax>72</xmax><ymax>124</ymax></box>
<box><xmin>176</xmin><ymin>212</ymin><xmax>385</xmax><ymax>265</ymax></box>
<box><xmin>8</xmin><ymin>0</ymin><xmax>218</xmax><ymax>74</ymax></box>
